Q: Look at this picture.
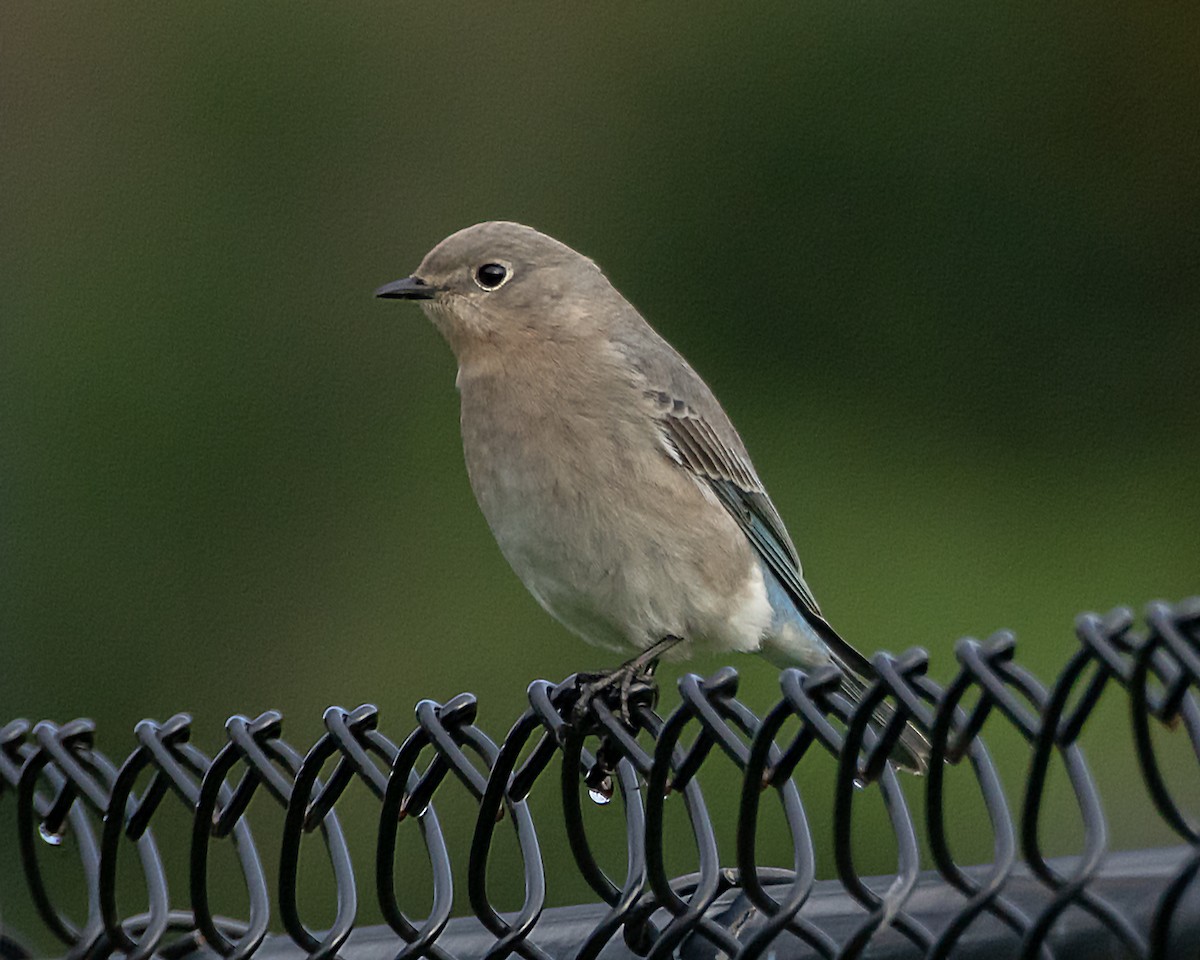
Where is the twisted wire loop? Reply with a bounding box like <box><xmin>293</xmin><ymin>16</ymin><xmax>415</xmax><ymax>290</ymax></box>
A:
<box><xmin>2</xmin><ymin>599</ymin><xmax>1199</xmax><ymax>960</ymax></box>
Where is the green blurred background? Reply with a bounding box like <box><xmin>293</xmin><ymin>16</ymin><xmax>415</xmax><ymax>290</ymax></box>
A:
<box><xmin>2</xmin><ymin>1</ymin><xmax>1197</xmax><ymax>948</ymax></box>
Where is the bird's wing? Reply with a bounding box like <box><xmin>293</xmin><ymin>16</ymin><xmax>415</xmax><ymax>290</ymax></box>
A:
<box><xmin>649</xmin><ymin>390</ymin><xmax>877</xmax><ymax>681</ymax></box>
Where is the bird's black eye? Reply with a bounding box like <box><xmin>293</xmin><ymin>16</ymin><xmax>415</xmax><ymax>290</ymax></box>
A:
<box><xmin>475</xmin><ymin>263</ymin><xmax>508</xmax><ymax>290</ymax></box>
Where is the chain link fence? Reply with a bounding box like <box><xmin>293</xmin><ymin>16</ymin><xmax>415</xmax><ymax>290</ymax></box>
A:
<box><xmin>1</xmin><ymin>598</ymin><xmax>1198</xmax><ymax>959</ymax></box>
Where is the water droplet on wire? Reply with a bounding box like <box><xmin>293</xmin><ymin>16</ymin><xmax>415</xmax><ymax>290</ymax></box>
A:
<box><xmin>587</xmin><ymin>775</ymin><xmax>614</xmax><ymax>805</ymax></box>
<box><xmin>39</xmin><ymin>823</ymin><xmax>65</xmax><ymax>846</ymax></box>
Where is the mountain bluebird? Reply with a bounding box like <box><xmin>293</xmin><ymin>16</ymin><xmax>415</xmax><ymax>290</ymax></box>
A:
<box><xmin>376</xmin><ymin>221</ymin><xmax>929</xmax><ymax>772</ymax></box>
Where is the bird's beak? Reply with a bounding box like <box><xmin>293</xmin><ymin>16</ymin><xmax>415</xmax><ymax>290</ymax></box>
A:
<box><xmin>374</xmin><ymin>276</ymin><xmax>441</xmax><ymax>300</ymax></box>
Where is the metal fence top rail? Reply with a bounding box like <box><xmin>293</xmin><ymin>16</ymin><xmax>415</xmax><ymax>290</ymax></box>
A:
<box><xmin>1</xmin><ymin>598</ymin><xmax>1198</xmax><ymax>960</ymax></box>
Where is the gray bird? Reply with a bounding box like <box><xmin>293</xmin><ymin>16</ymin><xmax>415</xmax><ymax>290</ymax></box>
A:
<box><xmin>376</xmin><ymin>221</ymin><xmax>929</xmax><ymax>772</ymax></box>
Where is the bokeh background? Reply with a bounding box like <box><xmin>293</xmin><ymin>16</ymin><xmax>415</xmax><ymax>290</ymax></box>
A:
<box><xmin>2</xmin><ymin>2</ymin><xmax>1197</xmax><ymax>948</ymax></box>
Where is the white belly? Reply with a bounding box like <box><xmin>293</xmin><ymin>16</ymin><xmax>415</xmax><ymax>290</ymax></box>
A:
<box><xmin>469</xmin><ymin>444</ymin><xmax>774</xmax><ymax>658</ymax></box>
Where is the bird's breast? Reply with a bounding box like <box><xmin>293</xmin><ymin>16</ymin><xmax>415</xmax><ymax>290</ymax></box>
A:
<box><xmin>455</xmin><ymin>358</ymin><xmax>771</xmax><ymax>655</ymax></box>
<box><xmin>458</xmin><ymin>362</ymin><xmax>645</xmax><ymax>572</ymax></box>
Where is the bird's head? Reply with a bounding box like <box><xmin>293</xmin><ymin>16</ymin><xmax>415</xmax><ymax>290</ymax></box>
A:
<box><xmin>375</xmin><ymin>221</ymin><xmax>616</xmax><ymax>356</ymax></box>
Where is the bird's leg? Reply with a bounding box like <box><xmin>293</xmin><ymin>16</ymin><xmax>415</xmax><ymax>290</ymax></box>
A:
<box><xmin>574</xmin><ymin>635</ymin><xmax>684</xmax><ymax>726</ymax></box>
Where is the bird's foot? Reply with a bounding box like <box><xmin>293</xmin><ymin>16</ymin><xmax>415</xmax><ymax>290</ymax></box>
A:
<box><xmin>572</xmin><ymin>664</ymin><xmax>657</xmax><ymax>727</ymax></box>
<box><xmin>571</xmin><ymin>635</ymin><xmax>682</xmax><ymax>727</ymax></box>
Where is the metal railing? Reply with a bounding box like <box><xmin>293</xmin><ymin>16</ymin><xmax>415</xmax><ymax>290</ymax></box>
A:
<box><xmin>1</xmin><ymin>598</ymin><xmax>1198</xmax><ymax>959</ymax></box>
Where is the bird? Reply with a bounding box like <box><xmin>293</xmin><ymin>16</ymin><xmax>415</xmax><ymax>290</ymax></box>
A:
<box><xmin>375</xmin><ymin>221</ymin><xmax>929</xmax><ymax>772</ymax></box>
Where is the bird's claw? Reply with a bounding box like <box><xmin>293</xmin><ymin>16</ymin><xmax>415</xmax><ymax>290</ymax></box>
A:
<box><xmin>571</xmin><ymin>663</ymin><xmax>658</xmax><ymax>728</ymax></box>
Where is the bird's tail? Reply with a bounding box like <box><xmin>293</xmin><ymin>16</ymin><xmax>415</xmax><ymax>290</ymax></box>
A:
<box><xmin>765</xmin><ymin>612</ymin><xmax>931</xmax><ymax>775</ymax></box>
<box><xmin>768</xmin><ymin>613</ymin><xmax>931</xmax><ymax>775</ymax></box>
<box><xmin>832</xmin><ymin>667</ymin><xmax>931</xmax><ymax>775</ymax></box>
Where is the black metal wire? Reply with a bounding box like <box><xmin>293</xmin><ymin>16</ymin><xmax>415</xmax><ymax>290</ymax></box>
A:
<box><xmin>2</xmin><ymin>598</ymin><xmax>1199</xmax><ymax>960</ymax></box>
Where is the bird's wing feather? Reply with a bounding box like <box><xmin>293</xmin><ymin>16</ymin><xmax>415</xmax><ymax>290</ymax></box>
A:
<box><xmin>617</xmin><ymin>329</ymin><xmax>929</xmax><ymax>772</ymax></box>
<box><xmin>651</xmin><ymin>391</ymin><xmax>877</xmax><ymax>681</ymax></box>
